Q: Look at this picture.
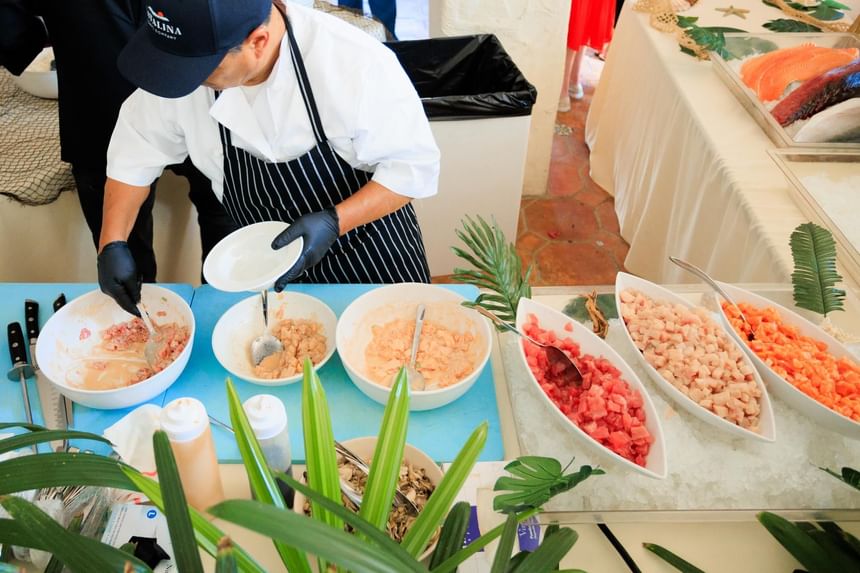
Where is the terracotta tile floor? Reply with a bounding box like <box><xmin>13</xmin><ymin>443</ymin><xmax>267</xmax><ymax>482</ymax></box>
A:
<box><xmin>432</xmin><ymin>54</ymin><xmax>627</xmax><ymax>286</ymax></box>
<box><xmin>518</xmin><ymin>54</ymin><xmax>628</xmax><ymax>287</ymax></box>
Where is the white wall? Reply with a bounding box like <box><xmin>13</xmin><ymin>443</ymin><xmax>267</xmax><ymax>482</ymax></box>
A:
<box><xmin>430</xmin><ymin>0</ymin><xmax>569</xmax><ymax>196</ymax></box>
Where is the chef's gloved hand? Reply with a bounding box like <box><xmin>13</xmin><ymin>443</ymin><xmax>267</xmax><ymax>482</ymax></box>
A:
<box><xmin>272</xmin><ymin>209</ymin><xmax>340</xmax><ymax>291</ymax></box>
<box><xmin>98</xmin><ymin>241</ymin><xmax>142</xmax><ymax>317</ymax></box>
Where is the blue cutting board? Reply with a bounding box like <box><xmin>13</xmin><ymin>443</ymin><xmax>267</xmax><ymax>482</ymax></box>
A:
<box><xmin>163</xmin><ymin>284</ymin><xmax>504</xmax><ymax>463</ymax></box>
<box><xmin>0</xmin><ymin>283</ymin><xmax>195</xmax><ymax>455</ymax></box>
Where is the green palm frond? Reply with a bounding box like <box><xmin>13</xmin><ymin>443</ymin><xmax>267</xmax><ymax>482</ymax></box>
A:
<box><xmin>451</xmin><ymin>215</ymin><xmax>532</xmax><ymax>325</ymax></box>
<box><xmin>790</xmin><ymin>222</ymin><xmax>845</xmax><ymax>317</ymax></box>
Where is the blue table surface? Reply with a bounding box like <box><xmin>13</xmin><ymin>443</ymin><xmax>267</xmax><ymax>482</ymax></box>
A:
<box><xmin>0</xmin><ymin>283</ymin><xmax>194</xmax><ymax>455</ymax></box>
<box><xmin>1</xmin><ymin>283</ymin><xmax>504</xmax><ymax>463</ymax></box>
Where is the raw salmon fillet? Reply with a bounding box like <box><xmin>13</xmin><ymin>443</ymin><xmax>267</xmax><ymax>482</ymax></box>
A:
<box><xmin>741</xmin><ymin>45</ymin><xmax>859</xmax><ymax>102</ymax></box>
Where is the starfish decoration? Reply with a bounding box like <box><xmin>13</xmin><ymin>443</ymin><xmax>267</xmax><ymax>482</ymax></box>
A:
<box><xmin>715</xmin><ymin>5</ymin><xmax>750</xmax><ymax>18</ymax></box>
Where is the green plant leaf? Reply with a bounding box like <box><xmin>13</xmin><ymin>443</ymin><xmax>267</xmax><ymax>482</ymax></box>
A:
<box><xmin>277</xmin><ymin>473</ymin><xmax>423</xmax><ymax>571</ymax></box>
<box><xmin>227</xmin><ymin>377</ymin><xmax>311</xmax><ymax>573</ymax></box>
<box><xmin>300</xmin><ymin>360</ymin><xmax>343</xmax><ymax>572</ymax></box>
<box><xmin>763</xmin><ymin>0</ymin><xmax>816</xmax><ymax>11</ymax></box>
<box><xmin>493</xmin><ymin>457</ymin><xmax>604</xmax><ymax>514</ymax></box>
<box><xmin>0</xmin><ymin>452</ymin><xmax>136</xmax><ymax>495</ymax></box>
<box><xmin>758</xmin><ymin>512</ymin><xmax>843</xmax><ymax>573</ymax></box>
<box><xmin>431</xmin><ymin>508</ymin><xmax>541</xmax><ymax>573</ymax></box>
<box><xmin>0</xmin><ymin>430</ymin><xmax>112</xmax><ymax>455</ymax></box>
<box><xmin>723</xmin><ymin>37</ymin><xmax>780</xmax><ymax>60</ymax></box>
<box><xmin>676</xmin><ymin>15</ymin><xmax>699</xmax><ymax>28</ymax></box>
<box><xmin>451</xmin><ymin>215</ymin><xmax>532</xmax><ymax>326</ymax></box>
<box><xmin>790</xmin><ymin>222</ymin><xmax>845</xmax><ymax>317</ymax></box>
<box><xmin>402</xmin><ymin>422</ymin><xmax>488</xmax><ymax>557</ymax></box>
<box><xmin>562</xmin><ymin>294</ymin><xmax>618</xmax><ymax>323</ymax></box>
<box><xmin>806</xmin><ymin>530</ymin><xmax>860</xmax><ymax>570</ymax></box>
<box><xmin>209</xmin><ymin>499</ymin><xmax>416</xmax><ymax>573</ymax></box>
<box><xmin>817</xmin><ymin>522</ymin><xmax>860</xmax><ymax>560</ymax></box>
<box><xmin>763</xmin><ymin>18</ymin><xmax>822</xmax><ymax>32</ymax></box>
<box><xmin>360</xmin><ymin>367</ymin><xmax>410</xmax><ymax>532</ymax></box>
<box><xmin>0</xmin><ymin>498</ymin><xmax>151</xmax><ymax>573</ymax></box>
<box><xmin>216</xmin><ymin>538</ymin><xmax>238</xmax><ymax>573</ymax></box>
<box><xmin>151</xmin><ymin>430</ymin><xmax>204</xmax><ymax>573</ymax></box>
<box><xmin>506</xmin><ymin>551</ymin><xmax>529</xmax><ymax>573</ymax></box>
<box><xmin>490</xmin><ymin>513</ymin><xmax>519</xmax><ymax>573</ymax></box>
<box><xmin>429</xmin><ymin>501</ymin><xmax>472</xmax><ymax>570</ymax></box>
<box><xmin>643</xmin><ymin>542</ymin><xmax>705</xmax><ymax>573</ymax></box>
<box><xmin>820</xmin><ymin>466</ymin><xmax>860</xmax><ymax>491</ymax></box>
<box><xmin>810</xmin><ymin>3</ymin><xmax>844</xmax><ymax>20</ymax></box>
<box><xmin>123</xmin><ymin>469</ymin><xmax>265</xmax><ymax>573</ymax></box>
<box><xmin>515</xmin><ymin>528</ymin><xmax>578</xmax><ymax>573</ymax></box>
<box><xmin>0</xmin><ymin>422</ymin><xmax>45</xmax><ymax>432</ymax></box>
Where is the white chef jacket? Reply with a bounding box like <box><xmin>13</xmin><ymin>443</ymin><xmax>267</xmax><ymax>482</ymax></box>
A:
<box><xmin>106</xmin><ymin>2</ymin><xmax>439</xmax><ymax>201</ymax></box>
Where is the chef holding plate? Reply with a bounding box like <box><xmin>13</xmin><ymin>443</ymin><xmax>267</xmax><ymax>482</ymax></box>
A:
<box><xmin>98</xmin><ymin>0</ymin><xmax>439</xmax><ymax>316</ymax></box>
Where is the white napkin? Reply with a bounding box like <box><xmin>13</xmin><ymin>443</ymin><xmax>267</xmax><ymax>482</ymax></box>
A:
<box><xmin>103</xmin><ymin>404</ymin><xmax>162</xmax><ymax>474</ymax></box>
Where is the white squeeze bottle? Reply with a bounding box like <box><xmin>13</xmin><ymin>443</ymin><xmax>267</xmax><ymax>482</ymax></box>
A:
<box><xmin>243</xmin><ymin>394</ymin><xmax>294</xmax><ymax>508</ymax></box>
<box><xmin>160</xmin><ymin>397</ymin><xmax>225</xmax><ymax>512</ymax></box>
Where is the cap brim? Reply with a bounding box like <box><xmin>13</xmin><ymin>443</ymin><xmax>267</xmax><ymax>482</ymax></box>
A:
<box><xmin>118</xmin><ymin>27</ymin><xmax>227</xmax><ymax>99</ymax></box>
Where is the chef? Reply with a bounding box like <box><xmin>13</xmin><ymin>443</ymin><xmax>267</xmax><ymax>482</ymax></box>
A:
<box><xmin>99</xmin><ymin>0</ymin><xmax>439</xmax><ymax>315</ymax></box>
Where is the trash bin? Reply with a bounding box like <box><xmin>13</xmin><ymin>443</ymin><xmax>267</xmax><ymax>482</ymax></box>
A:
<box><xmin>386</xmin><ymin>35</ymin><xmax>537</xmax><ymax>276</ymax></box>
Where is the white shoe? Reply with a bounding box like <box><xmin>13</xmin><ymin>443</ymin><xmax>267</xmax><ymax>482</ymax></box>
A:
<box><xmin>558</xmin><ymin>94</ymin><xmax>571</xmax><ymax>113</ymax></box>
<box><xmin>569</xmin><ymin>83</ymin><xmax>584</xmax><ymax>100</ymax></box>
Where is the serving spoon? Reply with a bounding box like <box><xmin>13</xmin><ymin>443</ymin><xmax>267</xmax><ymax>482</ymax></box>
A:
<box><xmin>474</xmin><ymin>305</ymin><xmax>583</xmax><ymax>386</ymax></box>
<box><xmin>136</xmin><ymin>303</ymin><xmax>160</xmax><ymax>367</ymax></box>
<box><xmin>668</xmin><ymin>256</ymin><xmax>757</xmax><ymax>340</ymax></box>
<box><xmin>250</xmin><ymin>290</ymin><xmax>283</xmax><ymax>366</ymax></box>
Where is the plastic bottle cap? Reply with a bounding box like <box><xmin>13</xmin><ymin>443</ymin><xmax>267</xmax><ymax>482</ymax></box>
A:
<box><xmin>243</xmin><ymin>394</ymin><xmax>287</xmax><ymax>440</ymax></box>
<box><xmin>160</xmin><ymin>398</ymin><xmax>209</xmax><ymax>442</ymax></box>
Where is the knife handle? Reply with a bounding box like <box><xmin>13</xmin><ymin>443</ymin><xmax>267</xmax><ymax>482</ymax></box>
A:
<box><xmin>53</xmin><ymin>293</ymin><xmax>66</xmax><ymax>313</ymax></box>
<box><xmin>7</xmin><ymin>322</ymin><xmax>28</xmax><ymax>368</ymax></box>
<box><xmin>25</xmin><ymin>299</ymin><xmax>39</xmax><ymax>340</ymax></box>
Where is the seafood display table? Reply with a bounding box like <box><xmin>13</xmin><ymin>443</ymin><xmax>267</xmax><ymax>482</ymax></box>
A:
<box><xmin>585</xmin><ymin>1</ymin><xmax>860</xmax><ymax>286</ymax></box>
<box><xmin>502</xmin><ymin>284</ymin><xmax>860</xmax><ymax>519</ymax></box>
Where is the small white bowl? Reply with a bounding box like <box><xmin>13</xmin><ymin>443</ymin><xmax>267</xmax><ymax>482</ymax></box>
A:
<box><xmin>714</xmin><ymin>282</ymin><xmax>860</xmax><ymax>439</ymax></box>
<box><xmin>35</xmin><ymin>286</ymin><xmax>194</xmax><ymax>410</ymax></box>
<box><xmin>293</xmin><ymin>436</ymin><xmax>442</xmax><ymax>561</ymax></box>
<box><xmin>203</xmin><ymin>221</ymin><xmax>303</xmax><ymax>292</ymax></box>
<box><xmin>615</xmin><ymin>272</ymin><xmax>776</xmax><ymax>442</ymax></box>
<box><xmin>13</xmin><ymin>47</ymin><xmax>58</xmax><ymax>99</ymax></box>
<box><xmin>515</xmin><ymin>297</ymin><xmax>667</xmax><ymax>479</ymax></box>
<box><xmin>336</xmin><ymin>283</ymin><xmax>492</xmax><ymax>411</ymax></box>
<box><xmin>211</xmin><ymin>291</ymin><xmax>337</xmax><ymax>386</ymax></box>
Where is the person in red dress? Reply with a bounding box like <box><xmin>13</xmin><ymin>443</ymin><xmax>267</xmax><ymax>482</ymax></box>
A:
<box><xmin>559</xmin><ymin>0</ymin><xmax>617</xmax><ymax>112</ymax></box>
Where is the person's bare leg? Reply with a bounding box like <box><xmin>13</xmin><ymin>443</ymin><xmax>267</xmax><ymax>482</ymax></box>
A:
<box><xmin>569</xmin><ymin>48</ymin><xmax>585</xmax><ymax>100</ymax></box>
<box><xmin>558</xmin><ymin>48</ymin><xmax>576</xmax><ymax>112</ymax></box>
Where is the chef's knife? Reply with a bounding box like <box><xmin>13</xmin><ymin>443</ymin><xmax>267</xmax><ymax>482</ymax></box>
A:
<box><xmin>7</xmin><ymin>322</ymin><xmax>34</xmax><ymax>426</ymax></box>
<box><xmin>26</xmin><ymin>300</ymin><xmax>67</xmax><ymax>451</ymax></box>
<box><xmin>53</xmin><ymin>294</ymin><xmax>74</xmax><ymax>434</ymax></box>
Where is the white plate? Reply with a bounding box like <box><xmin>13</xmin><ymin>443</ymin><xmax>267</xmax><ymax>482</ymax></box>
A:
<box><xmin>211</xmin><ymin>291</ymin><xmax>337</xmax><ymax>386</ymax></box>
<box><xmin>515</xmin><ymin>297</ymin><xmax>668</xmax><ymax>479</ymax></box>
<box><xmin>203</xmin><ymin>222</ymin><xmax>303</xmax><ymax>292</ymax></box>
<box><xmin>715</xmin><ymin>282</ymin><xmax>860</xmax><ymax>440</ymax></box>
<box><xmin>614</xmin><ymin>272</ymin><xmax>776</xmax><ymax>442</ymax></box>
<box><xmin>34</xmin><ymin>285</ymin><xmax>194</xmax><ymax>409</ymax></box>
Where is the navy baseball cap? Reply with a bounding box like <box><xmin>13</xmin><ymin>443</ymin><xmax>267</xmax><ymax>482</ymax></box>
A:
<box><xmin>118</xmin><ymin>0</ymin><xmax>272</xmax><ymax>98</ymax></box>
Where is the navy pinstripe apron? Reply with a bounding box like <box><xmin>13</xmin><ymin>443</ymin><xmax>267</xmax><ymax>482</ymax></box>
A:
<box><xmin>215</xmin><ymin>15</ymin><xmax>430</xmax><ymax>284</ymax></box>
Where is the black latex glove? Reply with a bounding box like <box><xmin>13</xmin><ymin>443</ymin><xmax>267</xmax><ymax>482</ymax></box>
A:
<box><xmin>271</xmin><ymin>209</ymin><xmax>340</xmax><ymax>291</ymax></box>
<box><xmin>98</xmin><ymin>241</ymin><xmax>142</xmax><ymax>317</ymax></box>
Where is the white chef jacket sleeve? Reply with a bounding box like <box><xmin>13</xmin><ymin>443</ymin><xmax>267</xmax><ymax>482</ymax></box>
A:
<box><xmin>352</xmin><ymin>49</ymin><xmax>440</xmax><ymax>200</ymax></box>
<box><xmin>106</xmin><ymin>89</ymin><xmax>188</xmax><ymax>187</ymax></box>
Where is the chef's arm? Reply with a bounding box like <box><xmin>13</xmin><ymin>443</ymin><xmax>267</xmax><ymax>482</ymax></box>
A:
<box><xmin>98</xmin><ymin>177</ymin><xmax>152</xmax><ymax>251</ymax></box>
<box><xmin>334</xmin><ymin>180</ymin><xmax>409</xmax><ymax>235</ymax></box>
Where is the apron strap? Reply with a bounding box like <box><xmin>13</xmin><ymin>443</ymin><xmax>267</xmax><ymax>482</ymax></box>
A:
<box><xmin>284</xmin><ymin>14</ymin><xmax>328</xmax><ymax>145</ymax></box>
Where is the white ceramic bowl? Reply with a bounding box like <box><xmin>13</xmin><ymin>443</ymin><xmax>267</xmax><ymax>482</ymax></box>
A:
<box><xmin>13</xmin><ymin>47</ymin><xmax>58</xmax><ymax>99</ymax></box>
<box><xmin>714</xmin><ymin>281</ymin><xmax>860</xmax><ymax>439</ymax></box>
<box><xmin>293</xmin><ymin>436</ymin><xmax>442</xmax><ymax>561</ymax></box>
<box><xmin>35</xmin><ymin>286</ymin><xmax>194</xmax><ymax>409</ymax></box>
<box><xmin>203</xmin><ymin>221</ymin><xmax>303</xmax><ymax>292</ymax></box>
<box><xmin>211</xmin><ymin>291</ymin><xmax>337</xmax><ymax>385</ymax></box>
<box><xmin>515</xmin><ymin>297</ymin><xmax>668</xmax><ymax>479</ymax></box>
<box><xmin>336</xmin><ymin>283</ymin><xmax>492</xmax><ymax>411</ymax></box>
<box><xmin>615</xmin><ymin>272</ymin><xmax>776</xmax><ymax>442</ymax></box>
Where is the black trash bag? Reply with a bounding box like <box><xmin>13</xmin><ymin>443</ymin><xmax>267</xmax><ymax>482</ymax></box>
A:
<box><xmin>385</xmin><ymin>34</ymin><xmax>537</xmax><ymax>120</ymax></box>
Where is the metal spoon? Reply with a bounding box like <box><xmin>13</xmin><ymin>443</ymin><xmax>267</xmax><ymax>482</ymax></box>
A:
<box><xmin>474</xmin><ymin>305</ymin><xmax>583</xmax><ymax>386</ymax></box>
<box><xmin>668</xmin><ymin>256</ymin><xmax>756</xmax><ymax>341</ymax></box>
<box><xmin>250</xmin><ymin>290</ymin><xmax>283</xmax><ymax>366</ymax></box>
<box><xmin>334</xmin><ymin>440</ymin><xmax>419</xmax><ymax>516</ymax></box>
<box><xmin>404</xmin><ymin>304</ymin><xmax>426</xmax><ymax>391</ymax></box>
<box><xmin>136</xmin><ymin>303</ymin><xmax>159</xmax><ymax>367</ymax></box>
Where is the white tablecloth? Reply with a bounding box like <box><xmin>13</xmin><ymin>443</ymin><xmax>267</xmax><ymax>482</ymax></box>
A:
<box><xmin>585</xmin><ymin>1</ymin><xmax>860</xmax><ymax>286</ymax></box>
